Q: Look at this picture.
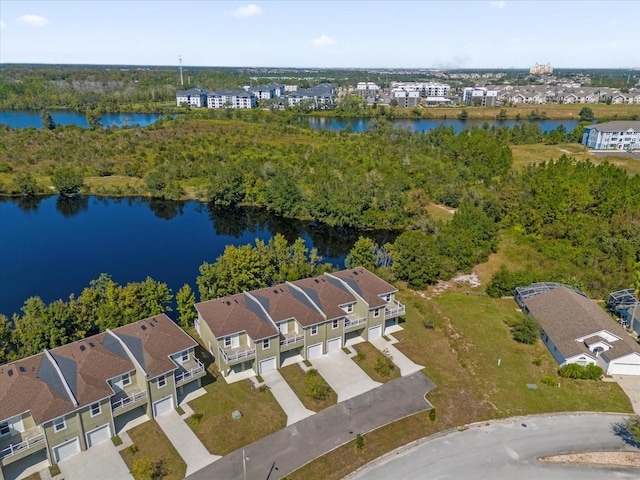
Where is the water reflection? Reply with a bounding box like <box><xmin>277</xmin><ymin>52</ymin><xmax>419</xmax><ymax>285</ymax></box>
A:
<box><xmin>11</xmin><ymin>195</ymin><xmax>44</xmax><ymax>213</ymax></box>
<box><xmin>55</xmin><ymin>196</ymin><xmax>89</xmax><ymax>217</ymax></box>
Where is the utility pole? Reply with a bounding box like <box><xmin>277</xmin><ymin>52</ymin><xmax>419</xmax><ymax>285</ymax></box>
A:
<box><xmin>179</xmin><ymin>55</ymin><xmax>184</xmax><ymax>86</ymax></box>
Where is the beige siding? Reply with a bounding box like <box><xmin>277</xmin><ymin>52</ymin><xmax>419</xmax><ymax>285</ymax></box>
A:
<box><xmin>255</xmin><ymin>335</ymin><xmax>280</xmax><ymax>365</ymax></box>
<box><xmin>79</xmin><ymin>399</ymin><xmax>113</xmax><ymax>440</ymax></box>
<box><xmin>44</xmin><ymin>412</ymin><xmax>83</xmax><ymax>460</ymax></box>
<box><xmin>148</xmin><ymin>373</ymin><xmax>176</xmax><ymax>409</ymax></box>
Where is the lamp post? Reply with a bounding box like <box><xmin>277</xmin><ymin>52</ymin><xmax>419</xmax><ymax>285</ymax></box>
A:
<box><xmin>242</xmin><ymin>448</ymin><xmax>249</xmax><ymax>480</ymax></box>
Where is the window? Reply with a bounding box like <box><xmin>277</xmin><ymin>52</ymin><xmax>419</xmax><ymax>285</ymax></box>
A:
<box><xmin>53</xmin><ymin>417</ymin><xmax>66</xmax><ymax>433</ymax></box>
<box><xmin>122</xmin><ymin>373</ymin><xmax>131</xmax><ymax>387</ymax></box>
<box><xmin>158</xmin><ymin>375</ymin><xmax>167</xmax><ymax>388</ymax></box>
<box><xmin>90</xmin><ymin>402</ymin><xmax>101</xmax><ymax>417</ymax></box>
<box><xmin>181</xmin><ymin>351</ymin><xmax>189</xmax><ymax>362</ymax></box>
<box><xmin>0</xmin><ymin>422</ymin><xmax>9</xmax><ymax>437</ymax></box>
<box><xmin>332</xmin><ymin>319</ymin><xmax>339</xmax><ymax>330</ymax></box>
<box><xmin>373</xmin><ymin>308</ymin><xmax>381</xmax><ymax>318</ymax></box>
<box><xmin>382</xmin><ymin>294</ymin><xmax>391</xmax><ymax>302</ymax></box>
<box><xmin>344</xmin><ymin>304</ymin><xmax>353</xmax><ymax>314</ymax></box>
<box><xmin>311</xmin><ymin>325</ymin><xmax>318</xmax><ymax>336</ymax></box>
<box><xmin>262</xmin><ymin>338</ymin><xmax>270</xmax><ymax>350</ymax></box>
<box><xmin>224</xmin><ymin>337</ymin><xmax>232</xmax><ymax>348</ymax></box>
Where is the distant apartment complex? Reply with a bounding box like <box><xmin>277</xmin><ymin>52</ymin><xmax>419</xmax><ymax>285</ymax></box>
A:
<box><xmin>194</xmin><ymin>268</ymin><xmax>405</xmax><ymax>379</ymax></box>
<box><xmin>581</xmin><ymin>121</ymin><xmax>640</xmax><ymax>150</ymax></box>
<box><xmin>0</xmin><ymin>314</ymin><xmax>205</xmax><ymax>478</ymax></box>
<box><xmin>530</xmin><ymin>63</ymin><xmax>553</xmax><ymax>75</ymax></box>
<box><xmin>390</xmin><ymin>82</ymin><xmax>451</xmax><ymax>107</ymax></box>
<box><xmin>355</xmin><ymin>82</ymin><xmax>380</xmax><ymax>99</ymax></box>
<box><xmin>462</xmin><ymin>87</ymin><xmax>498</xmax><ymax>106</ymax></box>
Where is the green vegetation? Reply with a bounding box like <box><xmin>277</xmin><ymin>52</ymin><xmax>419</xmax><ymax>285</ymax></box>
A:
<box><xmin>305</xmin><ymin>368</ymin><xmax>333</xmax><ymax>401</ymax></box>
<box><xmin>624</xmin><ymin>415</ymin><xmax>640</xmax><ymax>443</ymax></box>
<box><xmin>280</xmin><ymin>364</ymin><xmax>337</xmax><ymax>411</ymax></box>
<box><xmin>353</xmin><ymin>343</ymin><xmax>400</xmax><ymax>383</ymax></box>
<box><xmin>120</xmin><ymin>420</ymin><xmax>185</xmax><ymax>480</ymax></box>
<box><xmin>558</xmin><ymin>363</ymin><xmax>604</xmax><ymax>380</ymax></box>
<box><xmin>510</xmin><ymin>315</ymin><xmax>540</xmax><ymax>345</ymax></box>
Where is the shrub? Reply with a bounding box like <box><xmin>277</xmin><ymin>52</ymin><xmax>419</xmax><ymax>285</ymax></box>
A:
<box><xmin>558</xmin><ymin>363</ymin><xmax>603</xmax><ymax>380</ymax></box>
<box><xmin>374</xmin><ymin>349</ymin><xmax>396</xmax><ymax>377</ymax></box>
<box><xmin>354</xmin><ymin>433</ymin><xmax>364</xmax><ymax>453</ymax></box>
<box><xmin>429</xmin><ymin>408</ymin><xmax>437</xmax><ymax>422</ymax></box>
<box><xmin>131</xmin><ymin>457</ymin><xmax>169</xmax><ymax>480</ymax></box>
<box><xmin>305</xmin><ymin>370</ymin><xmax>332</xmax><ymax>401</ymax></box>
<box><xmin>625</xmin><ymin>415</ymin><xmax>640</xmax><ymax>443</ymax></box>
<box><xmin>532</xmin><ymin>358</ymin><xmax>543</xmax><ymax>367</ymax></box>
<box><xmin>188</xmin><ymin>413</ymin><xmax>203</xmax><ymax>425</ymax></box>
<box><xmin>355</xmin><ymin>351</ymin><xmax>366</xmax><ymax>362</ymax></box>
<box><xmin>512</xmin><ymin>316</ymin><xmax>540</xmax><ymax>344</ymax></box>
<box><xmin>541</xmin><ymin>375</ymin><xmax>556</xmax><ymax>386</ymax></box>
<box><xmin>127</xmin><ymin>444</ymin><xmax>138</xmax><ymax>455</ymax></box>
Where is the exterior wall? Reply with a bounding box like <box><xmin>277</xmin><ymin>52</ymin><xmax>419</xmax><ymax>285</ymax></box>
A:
<box><xmin>79</xmin><ymin>398</ymin><xmax>114</xmax><ymax>444</ymax></box>
<box><xmin>540</xmin><ymin>330</ymin><xmax>567</xmax><ymax>366</ymax></box>
<box><xmin>365</xmin><ymin>306</ymin><xmax>385</xmax><ymax>339</ymax></box>
<box><xmin>254</xmin><ymin>335</ymin><xmax>280</xmax><ymax>370</ymax></box>
<box><xmin>148</xmin><ymin>372</ymin><xmax>177</xmax><ymax>417</ymax></box>
<box><xmin>304</xmin><ymin>322</ymin><xmax>330</xmax><ymax>357</ymax></box>
<box><xmin>43</xmin><ymin>411</ymin><xmax>83</xmax><ymax>462</ymax></box>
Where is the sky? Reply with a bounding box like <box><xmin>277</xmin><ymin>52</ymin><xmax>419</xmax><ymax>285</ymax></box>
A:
<box><xmin>0</xmin><ymin>1</ymin><xmax>638</xmax><ymax>69</ymax></box>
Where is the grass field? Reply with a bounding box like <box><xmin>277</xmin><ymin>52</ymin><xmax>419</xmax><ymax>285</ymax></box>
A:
<box><xmin>120</xmin><ymin>420</ymin><xmax>186</xmax><ymax>480</ymax></box>
<box><xmin>279</xmin><ymin>363</ymin><xmax>337</xmax><ymax>412</ymax></box>
<box><xmin>352</xmin><ymin>342</ymin><xmax>401</xmax><ymax>383</ymax></box>
<box><xmin>288</xmin><ymin>281</ymin><xmax>632</xmax><ymax>479</ymax></box>
<box><xmin>426</xmin><ymin>203</ymin><xmax>455</xmax><ymax>222</ymax></box>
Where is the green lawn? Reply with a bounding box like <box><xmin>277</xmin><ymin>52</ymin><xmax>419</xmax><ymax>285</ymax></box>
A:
<box><xmin>186</xmin><ymin>371</ymin><xmax>286</xmax><ymax>456</ymax></box>
<box><xmin>120</xmin><ymin>420</ymin><xmax>186</xmax><ymax>480</ymax></box>
<box><xmin>279</xmin><ymin>363</ymin><xmax>337</xmax><ymax>412</ymax></box>
<box><xmin>352</xmin><ymin>342</ymin><xmax>401</xmax><ymax>383</ymax></box>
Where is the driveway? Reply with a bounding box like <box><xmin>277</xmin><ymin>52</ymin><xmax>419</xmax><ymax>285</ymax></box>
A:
<box><xmin>261</xmin><ymin>369</ymin><xmax>315</xmax><ymax>426</ymax></box>
<box><xmin>57</xmin><ymin>440</ymin><xmax>133</xmax><ymax>480</ymax></box>
<box><xmin>311</xmin><ymin>350</ymin><xmax>382</xmax><ymax>402</ymax></box>
<box><xmin>370</xmin><ymin>337</ymin><xmax>424</xmax><ymax>377</ymax></box>
<box><xmin>155</xmin><ymin>410</ymin><xmax>220</xmax><ymax>476</ymax></box>
<box><xmin>187</xmin><ymin>371</ymin><xmax>435</xmax><ymax>480</ymax></box>
<box><xmin>613</xmin><ymin>375</ymin><xmax>640</xmax><ymax>414</ymax></box>
<box><xmin>347</xmin><ymin>413</ymin><xmax>636</xmax><ymax>480</ymax></box>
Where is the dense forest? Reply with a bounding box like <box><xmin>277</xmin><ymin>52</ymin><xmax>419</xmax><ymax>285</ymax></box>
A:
<box><xmin>1</xmin><ymin>107</ymin><xmax>639</xmax><ymax>364</ymax></box>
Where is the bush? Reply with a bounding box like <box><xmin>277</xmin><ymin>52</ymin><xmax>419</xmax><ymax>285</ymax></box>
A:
<box><xmin>625</xmin><ymin>415</ymin><xmax>640</xmax><ymax>443</ymax></box>
<box><xmin>305</xmin><ymin>369</ymin><xmax>332</xmax><ymax>401</ymax></box>
<box><xmin>188</xmin><ymin>413</ymin><xmax>203</xmax><ymax>425</ymax></box>
<box><xmin>486</xmin><ymin>265</ymin><xmax>540</xmax><ymax>298</ymax></box>
<box><xmin>532</xmin><ymin>358</ymin><xmax>543</xmax><ymax>367</ymax></box>
<box><xmin>355</xmin><ymin>351</ymin><xmax>366</xmax><ymax>362</ymax></box>
<box><xmin>374</xmin><ymin>349</ymin><xmax>396</xmax><ymax>377</ymax></box>
<box><xmin>429</xmin><ymin>408</ymin><xmax>437</xmax><ymax>422</ymax></box>
<box><xmin>354</xmin><ymin>433</ymin><xmax>364</xmax><ymax>453</ymax></box>
<box><xmin>558</xmin><ymin>363</ymin><xmax>603</xmax><ymax>380</ymax></box>
<box><xmin>131</xmin><ymin>457</ymin><xmax>169</xmax><ymax>480</ymax></box>
<box><xmin>51</xmin><ymin>167</ymin><xmax>84</xmax><ymax>196</ymax></box>
<box><xmin>127</xmin><ymin>444</ymin><xmax>138</xmax><ymax>455</ymax></box>
<box><xmin>541</xmin><ymin>375</ymin><xmax>556</xmax><ymax>386</ymax></box>
<box><xmin>512</xmin><ymin>316</ymin><xmax>540</xmax><ymax>344</ymax></box>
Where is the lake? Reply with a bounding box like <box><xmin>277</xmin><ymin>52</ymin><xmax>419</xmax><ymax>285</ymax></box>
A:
<box><xmin>0</xmin><ymin>110</ymin><xmax>164</xmax><ymax>129</ymax></box>
<box><xmin>307</xmin><ymin>117</ymin><xmax>581</xmax><ymax>133</ymax></box>
<box><xmin>0</xmin><ymin>196</ymin><xmax>397</xmax><ymax>317</ymax></box>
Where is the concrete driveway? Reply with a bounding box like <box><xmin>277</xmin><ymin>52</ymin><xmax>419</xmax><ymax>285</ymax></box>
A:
<box><xmin>370</xmin><ymin>337</ymin><xmax>424</xmax><ymax>377</ymax></box>
<box><xmin>311</xmin><ymin>350</ymin><xmax>382</xmax><ymax>402</ymax></box>
<box><xmin>613</xmin><ymin>375</ymin><xmax>640</xmax><ymax>413</ymax></box>
<box><xmin>57</xmin><ymin>440</ymin><xmax>133</xmax><ymax>480</ymax></box>
<box><xmin>261</xmin><ymin>369</ymin><xmax>315</xmax><ymax>425</ymax></box>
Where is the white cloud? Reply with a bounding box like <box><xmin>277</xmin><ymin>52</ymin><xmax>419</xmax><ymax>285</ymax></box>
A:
<box><xmin>229</xmin><ymin>4</ymin><xmax>262</xmax><ymax>18</ymax></box>
<box><xmin>312</xmin><ymin>35</ymin><xmax>335</xmax><ymax>47</ymax></box>
<box><xmin>0</xmin><ymin>20</ymin><xmax>6</xmax><ymax>29</ymax></box>
<box><xmin>490</xmin><ymin>1</ymin><xmax>506</xmax><ymax>8</ymax></box>
<box><xmin>16</xmin><ymin>14</ymin><xmax>50</xmax><ymax>27</ymax></box>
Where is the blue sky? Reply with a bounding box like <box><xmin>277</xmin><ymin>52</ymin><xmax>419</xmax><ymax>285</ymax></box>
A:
<box><xmin>1</xmin><ymin>1</ymin><xmax>638</xmax><ymax>69</ymax></box>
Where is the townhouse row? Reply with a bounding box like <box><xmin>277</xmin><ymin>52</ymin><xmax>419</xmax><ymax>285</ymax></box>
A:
<box><xmin>194</xmin><ymin>267</ymin><xmax>405</xmax><ymax>378</ymax></box>
<box><xmin>0</xmin><ymin>314</ymin><xmax>206</xmax><ymax>479</ymax></box>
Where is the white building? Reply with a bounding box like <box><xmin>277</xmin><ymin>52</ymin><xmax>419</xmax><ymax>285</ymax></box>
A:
<box><xmin>391</xmin><ymin>89</ymin><xmax>420</xmax><ymax>107</ymax></box>
<box><xmin>390</xmin><ymin>82</ymin><xmax>451</xmax><ymax>98</ymax></box>
<box><xmin>176</xmin><ymin>88</ymin><xmax>209</xmax><ymax>108</ymax></box>
<box><xmin>530</xmin><ymin>63</ymin><xmax>553</xmax><ymax>75</ymax></box>
<box><xmin>462</xmin><ymin>87</ymin><xmax>498</xmax><ymax>107</ymax></box>
<box><xmin>581</xmin><ymin>121</ymin><xmax>640</xmax><ymax>151</ymax></box>
<box><xmin>247</xmin><ymin>84</ymin><xmax>285</xmax><ymax>100</ymax></box>
<box><xmin>207</xmin><ymin>90</ymin><xmax>256</xmax><ymax>109</ymax></box>
<box><xmin>356</xmin><ymin>82</ymin><xmax>381</xmax><ymax>98</ymax></box>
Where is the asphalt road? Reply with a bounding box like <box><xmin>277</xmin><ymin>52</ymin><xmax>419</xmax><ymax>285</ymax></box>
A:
<box><xmin>348</xmin><ymin>413</ymin><xmax>639</xmax><ymax>480</ymax></box>
<box><xmin>187</xmin><ymin>371</ymin><xmax>435</xmax><ymax>480</ymax></box>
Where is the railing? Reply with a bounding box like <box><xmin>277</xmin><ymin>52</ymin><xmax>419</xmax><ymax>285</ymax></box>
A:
<box><xmin>345</xmin><ymin>316</ymin><xmax>367</xmax><ymax>328</ymax></box>
<box><xmin>280</xmin><ymin>334</ymin><xmax>304</xmax><ymax>347</ymax></box>
<box><xmin>0</xmin><ymin>433</ymin><xmax>45</xmax><ymax>460</ymax></box>
<box><xmin>111</xmin><ymin>390</ymin><xmax>147</xmax><ymax>412</ymax></box>
<box><xmin>385</xmin><ymin>301</ymin><xmax>405</xmax><ymax>317</ymax></box>
<box><xmin>175</xmin><ymin>358</ymin><xmax>205</xmax><ymax>386</ymax></box>
<box><xmin>219</xmin><ymin>346</ymin><xmax>255</xmax><ymax>363</ymax></box>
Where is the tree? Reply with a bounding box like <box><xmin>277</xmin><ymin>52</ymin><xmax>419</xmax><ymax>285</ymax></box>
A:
<box><xmin>85</xmin><ymin>108</ymin><xmax>102</xmax><ymax>129</ymax></box>
<box><xmin>176</xmin><ymin>284</ymin><xmax>196</xmax><ymax>327</ymax></box>
<box><xmin>389</xmin><ymin>231</ymin><xmax>442</xmax><ymax>289</ymax></box>
<box><xmin>0</xmin><ymin>314</ymin><xmax>14</xmax><ymax>364</ymax></box>
<box><xmin>40</xmin><ymin>110</ymin><xmax>55</xmax><ymax>130</ymax></box>
<box><xmin>624</xmin><ymin>416</ymin><xmax>640</xmax><ymax>444</ymax></box>
<box><xmin>457</xmin><ymin>109</ymin><xmax>469</xmax><ymax>121</ymax></box>
<box><xmin>345</xmin><ymin>237</ymin><xmax>378</xmax><ymax>271</ymax></box>
<box><xmin>512</xmin><ymin>315</ymin><xmax>540</xmax><ymax>344</ymax></box>
<box><xmin>13</xmin><ymin>172</ymin><xmax>41</xmax><ymax>196</ymax></box>
<box><xmin>51</xmin><ymin>167</ymin><xmax>84</xmax><ymax>196</ymax></box>
<box><xmin>578</xmin><ymin>107</ymin><xmax>594</xmax><ymax>121</ymax></box>
<box><xmin>145</xmin><ymin>171</ymin><xmax>166</xmax><ymax>198</ymax></box>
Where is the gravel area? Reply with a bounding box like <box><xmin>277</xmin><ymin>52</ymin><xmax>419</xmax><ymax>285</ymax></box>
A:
<box><xmin>540</xmin><ymin>452</ymin><xmax>640</xmax><ymax>468</ymax></box>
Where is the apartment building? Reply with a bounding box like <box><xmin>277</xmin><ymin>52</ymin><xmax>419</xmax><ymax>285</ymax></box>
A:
<box><xmin>581</xmin><ymin>121</ymin><xmax>640</xmax><ymax>150</ymax></box>
<box><xmin>0</xmin><ymin>314</ymin><xmax>205</xmax><ymax>478</ymax></box>
<box><xmin>194</xmin><ymin>268</ymin><xmax>405</xmax><ymax>379</ymax></box>
<box><xmin>176</xmin><ymin>88</ymin><xmax>209</xmax><ymax>108</ymax></box>
<box><xmin>207</xmin><ymin>90</ymin><xmax>257</xmax><ymax>109</ymax></box>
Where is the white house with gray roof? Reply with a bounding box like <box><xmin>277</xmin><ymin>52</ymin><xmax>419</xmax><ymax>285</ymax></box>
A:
<box><xmin>176</xmin><ymin>88</ymin><xmax>209</xmax><ymax>108</ymax></box>
<box><xmin>581</xmin><ymin>121</ymin><xmax>640</xmax><ymax>150</ymax></box>
<box><xmin>207</xmin><ymin>90</ymin><xmax>256</xmax><ymax>109</ymax></box>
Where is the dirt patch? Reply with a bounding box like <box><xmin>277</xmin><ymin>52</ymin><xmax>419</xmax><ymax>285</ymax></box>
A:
<box><xmin>540</xmin><ymin>451</ymin><xmax>640</xmax><ymax>468</ymax></box>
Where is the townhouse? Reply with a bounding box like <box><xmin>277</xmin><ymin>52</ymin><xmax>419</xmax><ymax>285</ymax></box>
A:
<box><xmin>194</xmin><ymin>268</ymin><xmax>405</xmax><ymax>379</ymax></box>
<box><xmin>0</xmin><ymin>314</ymin><xmax>205</xmax><ymax>478</ymax></box>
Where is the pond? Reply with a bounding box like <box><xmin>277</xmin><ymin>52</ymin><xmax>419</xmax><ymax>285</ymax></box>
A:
<box><xmin>0</xmin><ymin>110</ymin><xmax>164</xmax><ymax>129</ymax></box>
<box><xmin>0</xmin><ymin>196</ymin><xmax>397</xmax><ymax>317</ymax></box>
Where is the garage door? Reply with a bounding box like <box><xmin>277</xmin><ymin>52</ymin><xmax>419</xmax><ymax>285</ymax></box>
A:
<box><xmin>153</xmin><ymin>395</ymin><xmax>174</xmax><ymax>417</ymax></box>
<box><xmin>259</xmin><ymin>357</ymin><xmax>277</xmax><ymax>374</ymax></box>
<box><xmin>307</xmin><ymin>343</ymin><xmax>323</xmax><ymax>359</ymax></box>
<box><xmin>54</xmin><ymin>437</ymin><xmax>80</xmax><ymax>462</ymax></box>
<box><xmin>608</xmin><ymin>363</ymin><xmax>640</xmax><ymax>375</ymax></box>
<box><xmin>327</xmin><ymin>337</ymin><xmax>342</xmax><ymax>354</ymax></box>
<box><xmin>86</xmin><ymin>424</ymin><xmax>111</xmax><ymax>448</ymax></box>
<box><xmin>368</xmin><ymin>325</ymin><xmax>382</xmax><ymax>340</ymax></box>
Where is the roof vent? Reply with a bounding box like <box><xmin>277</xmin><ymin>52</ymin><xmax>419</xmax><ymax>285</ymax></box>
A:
<box><xmin>7</xmin><ymin>369</ymin><xmax>13</xmax><ymax>376</ymax></box>
<box><xmin>234</xmin><ymin>299</ymin><xmax>239</xmax><ymax>304</ymax></box>
<box><xmin>80</xmin><ymin>345</ymin><xmax>86</xmax><ymax>351</ymax></box>
<box><xmin>89</xmin><ymin>342</ymin><xmax>95</xmax><ymax>348</ymax></box>
<box><xmin>226</xmin><ymin>301</ymin><xmax>231</xmax><ymax>306</ymax></box>
<box><xmin>274</xmin><ymin>290</ymin><xmax>279</xmax><ymax>294</ymax></box>
<box><xmin>279</xmin><ymin>288</ymin><xmax>285</xmax><ymax>293</ymax></box>
<box><xmin>19</xmin><ymin>366</ymin><xmax>25</xmax><ymax>372</ymax></box>
<box><xmin>141</xmin><ymin>325</ymin><xmax>147</xmax><ymax>331</ymax></box>
<box><xmin>314</xmin><ymin>279</ymin><xmax>319</xmax><ymax>283</ymax></box>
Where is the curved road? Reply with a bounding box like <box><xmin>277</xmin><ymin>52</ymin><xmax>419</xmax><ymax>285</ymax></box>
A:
<box><xmin>348</xmin><ymin>413</ymin><xmax>639</xmax><ymax>480</ymax></box>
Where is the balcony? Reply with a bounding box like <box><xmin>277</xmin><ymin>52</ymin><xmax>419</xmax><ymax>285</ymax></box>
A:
<box><xmin>385</xmin><ymin>301</ymin><xmax>405</xmax><ymax>318</ymax></box>
<box><xmin>345</xmin><ymin>315</ymin><xmax>367</xmax><ymax>329</ymax></box>
<box><xmin>175</xmin><ymin>357</ymin><xmax>206</xmax><ymax>387</ymax></box>
<box><xmin>219</xmin><ymin>345</ymin><xmax>255</xmax><ymax>365</ymax></box>
<box><xmin>0</xmin><ymin>428</ymin><xmax>45</xmax><ymax>462</ymax></box>
<box><xmin>280</xmin><ymin>333</ymin><xmax>304</xmax><ymax>349</ymax></box>
<box><xmin>111</xmin><ymin>388</ymin><xmax>147</xmax><ymax>414</ymax></box>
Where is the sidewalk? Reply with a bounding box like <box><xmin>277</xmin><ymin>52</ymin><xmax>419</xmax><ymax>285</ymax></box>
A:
<box><xmin>370</xmin><ymin>336</ymin><xmax>424</xmax><ymax>377</ymax></box>
<box><xmin>261</xmin><ymin>369</ymin><xmax>315</xmax><ymax>426</ymax></box>
<box><xmin>155</xmin><ymin>410</ymin><xmax>221</xmax><ymax>476</ymax></box>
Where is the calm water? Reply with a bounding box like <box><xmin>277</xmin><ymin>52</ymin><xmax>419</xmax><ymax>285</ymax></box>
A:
<box><xmin>0</xmin><ymin>196</ymin><xmax>397</xmax><ymax>317</ymax></box>
<box><xmin>307</xmin><ymin>117</ymin><xmax>581</xmax><ymax>133</ymax></box>
<box><xmin>0</xmin><ymin>110</ymin><xmax>163</xmax><ymax>129</ymax></box>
